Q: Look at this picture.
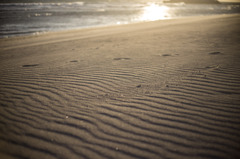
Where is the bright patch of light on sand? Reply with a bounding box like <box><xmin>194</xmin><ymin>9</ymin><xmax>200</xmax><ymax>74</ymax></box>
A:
<box><xmin>140</xmin><ymin>3</ymin><xmax>170</xmax><ymax>21</ymax></box>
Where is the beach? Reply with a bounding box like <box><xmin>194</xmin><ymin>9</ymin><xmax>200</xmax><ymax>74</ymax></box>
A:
<box><xmin>0</xmin><ymin>14</ymin><xmax>240</xmax><ymax>159</ymax></box>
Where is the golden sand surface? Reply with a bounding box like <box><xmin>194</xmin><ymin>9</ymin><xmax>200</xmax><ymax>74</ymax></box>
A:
<box><xmin>0</xmin><ymin>14</ymin><xmax>240</xmax><ymax>159</ymax></box>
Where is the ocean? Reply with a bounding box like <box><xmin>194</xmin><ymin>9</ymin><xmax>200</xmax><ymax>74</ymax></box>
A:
<box><xmin>0</xmin><ymin>0</ymin><xmax>240</xmax><ymax>38</ymax></box>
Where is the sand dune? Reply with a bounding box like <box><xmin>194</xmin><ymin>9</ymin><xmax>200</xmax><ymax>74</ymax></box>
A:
<box><xmin>0</xmin><ymin>14</ymin><xmax>240</xmax><ymax>159</ymax></box>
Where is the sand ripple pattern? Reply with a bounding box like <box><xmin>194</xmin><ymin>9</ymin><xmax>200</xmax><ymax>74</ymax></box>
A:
<box><xmin>1</xmin><ymin>14</ymin><xmax>240</xmax><ymax>158</ymax></box>
<box><xmin>0</xmin><ymin>55</ymin><xmax>240</xmax><ymax>159</ymax></box>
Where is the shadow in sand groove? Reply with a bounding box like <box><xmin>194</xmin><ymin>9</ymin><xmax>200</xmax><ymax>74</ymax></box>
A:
<box><xmin>22</xmin><ymin>64</ymin><xmax>39</xmax><ymax>67</ymax></box>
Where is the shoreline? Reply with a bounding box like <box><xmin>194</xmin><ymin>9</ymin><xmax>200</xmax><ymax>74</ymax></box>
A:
<box><xmin>0</xmin><ymin>10</ymin><xmax>240</xmax><ymax>40</ymax></box>
<box><xmin>1</xmin><ymin>14</ymin><xmax>239</xmax><ymax>50</ymax></box>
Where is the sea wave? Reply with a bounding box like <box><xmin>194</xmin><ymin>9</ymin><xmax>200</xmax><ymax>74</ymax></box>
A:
<box><xmin>0</xmin><ymin>1</ymin><xmax>239</xmax><ymax>38</ymax></box>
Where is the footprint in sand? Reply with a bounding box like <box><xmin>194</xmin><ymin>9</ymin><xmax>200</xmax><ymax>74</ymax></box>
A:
<box><xmin>22</xmin><ymin>64</ymin><xmax>39</xmax><ymax>67</ymax></box>
<box><xmin>209</xmin><ymin>52</ymin><xmax>221</xmax><ymax>55</ymax></box>
<box><xmin>155</xmin><ymin>54</ymin><xmax>179</xmax><ymax>57</ymax></box>
<box><xmin>161</xmin><ymin>54</ymin><xmax>172</xmax><ymax>57</ymax></box>
<box><xmin>70</xmin><ymin>60</ymin><xmax>78</xmax><ymax>63</ymax></box>
<box><xmin>113</xmin><ymin>58</ymin><xmax>131</xmax><ymax>61</ymax></box>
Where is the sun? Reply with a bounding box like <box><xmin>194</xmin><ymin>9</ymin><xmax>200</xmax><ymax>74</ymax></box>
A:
<box><xmin>140</xmin><ymin>3</ymin><xmax>170</xmax><ymax>21</ymax></box>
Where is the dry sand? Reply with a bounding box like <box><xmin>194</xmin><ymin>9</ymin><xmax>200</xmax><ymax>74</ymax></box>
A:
<box><xmin>0</xmin><ymin>14</ymin><xmax>240</xmax><ymax>159</ymax></box>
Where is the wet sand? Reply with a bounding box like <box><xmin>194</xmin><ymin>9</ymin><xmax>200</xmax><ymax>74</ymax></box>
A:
<box><xmin>0</xmin><ymin>14</ymin><xmax>240</xmax><ymax>159</ymax></box>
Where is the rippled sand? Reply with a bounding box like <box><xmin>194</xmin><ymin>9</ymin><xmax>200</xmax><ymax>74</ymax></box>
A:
<box><xmin>0</xmin><ymin>14</ymin><xmax>240</xmax><ymax>159</ymax></box>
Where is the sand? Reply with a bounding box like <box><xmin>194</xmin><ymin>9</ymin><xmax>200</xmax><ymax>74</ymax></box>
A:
<box><xmin>0</xmin><ymin>14</ymin><xmax>240</xmax><ymax>159</ymax></box>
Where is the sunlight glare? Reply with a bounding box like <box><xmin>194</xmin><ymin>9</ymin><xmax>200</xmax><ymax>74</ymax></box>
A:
<box><xmin>140</xmin><ymin>3</ymin><xmax>170</xmax><ymax>21</ymax></box>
